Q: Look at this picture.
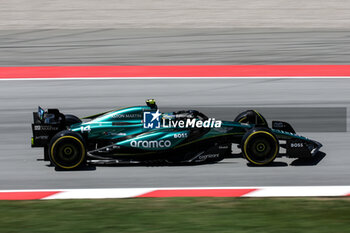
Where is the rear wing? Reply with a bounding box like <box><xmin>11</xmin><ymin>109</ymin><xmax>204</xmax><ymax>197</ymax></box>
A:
<box><xmin>31</xmin><ymin>107</ymin><xmax>66</xmax><ymax>147</ymax></box>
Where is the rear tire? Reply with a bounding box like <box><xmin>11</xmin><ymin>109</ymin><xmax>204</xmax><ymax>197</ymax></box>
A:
<box><xmin>49</xmin><ymin>130</ymin><xmax>86</xmax><ymax>170</ymax></box>
<box><xmin>241</xmin><ymin>128</ymin><xmax>279</xmax><ymax>165</ymax></box>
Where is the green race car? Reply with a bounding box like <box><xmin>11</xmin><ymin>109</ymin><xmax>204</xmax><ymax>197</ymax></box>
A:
<box><xmin>31</xmin><ymin>99</ymin><xmax>322</xmax><ymax>170</ymax></box>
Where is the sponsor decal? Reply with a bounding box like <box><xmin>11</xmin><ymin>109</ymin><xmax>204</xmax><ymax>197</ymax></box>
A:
<box><xmin>190</xmin><ymin>151</ymin><xmax>221</xmax><ymax>162</ymax></box>
<box><xmin>143</xmin><ymin>110</ymin><xmax>161</xmax><ymax>129</ymax></box>
<box><xmin>130</xmin><ymin>140</ymin><xmax>172</xmax><ymax>148</ymax></box>
<box><xmin>163</xmin><ymin>118</ymin><xmax>221</xmax><ymax>128</ymax></box>
<box><xmin>33</xmin><ymin>125</ymin><xmax>59</xmax><ymax>131</ymax></box>
<box><xmin>174</xmin><ymin>133</ymin><xmax>188</xmax><ymax>138</ymax></box>
<box><xmin>290</xmin><ymin>142</ymin><xmax>304</xmax><ymax>148</ymax></box>
<box><xmin>162</xmin><ymin>113</ymin><xmax>174</xmax><ymax>120</ymax></box>
<box><xmin>197</xmin><ymin>154</ymin><xmax>220</xmax><ymax>160</ymax></box>
<box><xmin>112</xmin><ymin>113</ymin><xmax>142</xmax><ymax>119</ymax></box>
<box><xmin>143</xmin><ymin>110</ymin><xmax>222</xmax><ymax>129</ymax></box>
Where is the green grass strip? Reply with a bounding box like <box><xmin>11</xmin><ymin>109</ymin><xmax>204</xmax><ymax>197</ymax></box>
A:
<box><xmin>0</xmin><ymin>197</ymin><xmax>349</xmax><ymax>233</ymax></box>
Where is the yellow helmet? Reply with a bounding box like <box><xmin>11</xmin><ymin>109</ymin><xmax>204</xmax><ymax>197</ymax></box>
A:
<box><xmin>146</xmin><ymin>99</ymin><xmax>157</xmax><ymax>109</ymax></box>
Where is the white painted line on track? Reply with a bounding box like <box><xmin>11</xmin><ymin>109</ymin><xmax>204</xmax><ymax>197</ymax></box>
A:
<box><xmin>245</xmin><ymin>186</ymin><xmax>350</xmax><ymax>197</ymax></box>
<box><xmin>1</xmin><ymin>76</ymin><xmax>350</xmax><ymax>81</ymax></box>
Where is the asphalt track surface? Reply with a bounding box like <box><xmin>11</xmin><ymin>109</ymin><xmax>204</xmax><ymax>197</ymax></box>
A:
<box><xmin>2</xmin><ymin>29</ymin><xmax>350</xmax><ymax>66</ymax></box>
<box><xmin>2</xmin><ymin>1</ymin><xmax>350</xmax><ymax>29</ymax></box>
<box><xmin>0</xmin><ymin>78</ymin><xmax>349</xmax><ymax>189</ymax></box>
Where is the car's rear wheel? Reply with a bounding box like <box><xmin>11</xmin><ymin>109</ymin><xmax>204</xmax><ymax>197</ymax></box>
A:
<box><xmin>49</xmin><ymin>130</ymin><xmax>86</xmax><ymax>170</ymax></box>
<box><xmin>241</xmin><ymin>128</ymin><xmax>279</xmax><ymax>165</ymax></box>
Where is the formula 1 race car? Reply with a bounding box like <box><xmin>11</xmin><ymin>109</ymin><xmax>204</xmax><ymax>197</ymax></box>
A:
<box><xmin>31</xmin><ymin>99</ymin><xmax>322</xmax><ymax>170</ymax></box>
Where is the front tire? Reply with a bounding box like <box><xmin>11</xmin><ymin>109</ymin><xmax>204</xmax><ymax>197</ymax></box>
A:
<box><xmin>49</xmin><ymin>130</ymin><xmax>86</xmax><ymax>170</ymax></box>
<box><xmin>241</xmin><ymin>128</ymin><xmax>279</xmax><ymax>165</ymax></box>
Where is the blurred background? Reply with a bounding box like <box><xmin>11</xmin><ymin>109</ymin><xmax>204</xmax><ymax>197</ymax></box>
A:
<box><xmin>1</xmin><ymin>0</ymin><xmax>350</xmax><ymax>66</ymax></box>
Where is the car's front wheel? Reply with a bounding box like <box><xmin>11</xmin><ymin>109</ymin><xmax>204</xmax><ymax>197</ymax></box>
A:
<box><xmin>241</xmin><ymin>128</ymin><xmax>279</xmax><ymax>165</ymax></box>
<box><xmin>49</xmin><ymin>130</ymin><xmax>86</xmax><ymax>170</ymax></box>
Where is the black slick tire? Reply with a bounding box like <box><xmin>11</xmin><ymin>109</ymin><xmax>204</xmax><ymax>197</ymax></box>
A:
<box><xmin>241</xmin><ymin>128</ymin><xmax>279</xmax><ymax>165</ymax></box>
<box><xmin>49</xmin><ymin>130</ymin><xmax>86</xmax><ymax>170</ymax></box>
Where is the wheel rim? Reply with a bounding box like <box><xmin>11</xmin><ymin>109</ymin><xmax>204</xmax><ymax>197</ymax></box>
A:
<box><xmin>256</xmin><ymin>142</ymin><xmax>266</xmax><ymax>152</ymax></box>
<box><xmin>58</xmin><ymin>143</ymin><xmax>79</xmax><ymax>162</ymax></box>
